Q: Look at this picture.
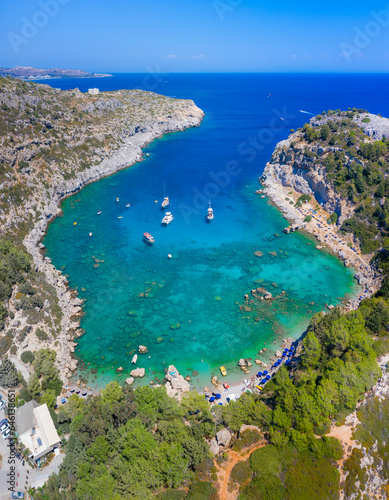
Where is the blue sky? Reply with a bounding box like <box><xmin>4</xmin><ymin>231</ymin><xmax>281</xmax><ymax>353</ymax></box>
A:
<box><xmin>1</xmin><ymin>0</ymin><xmax>389</xmax><ymax>72</ymax></box>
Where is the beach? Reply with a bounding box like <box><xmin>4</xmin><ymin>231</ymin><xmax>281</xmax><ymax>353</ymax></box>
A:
<box><xmin>260</xmin><ymin>180</ymin><xmax>381</xmax><ymax>311</ymax></box>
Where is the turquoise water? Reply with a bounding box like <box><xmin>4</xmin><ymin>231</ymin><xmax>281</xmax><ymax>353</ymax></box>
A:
<box><xmin>41</xmin><ymin>74</ymin><xmax>377</xmax><ymax>390</ymax></box>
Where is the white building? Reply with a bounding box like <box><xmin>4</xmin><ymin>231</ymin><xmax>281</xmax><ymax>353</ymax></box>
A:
<box><xmin>16</xmin><ymin>401</ymin><xmax>61</xmax><ymax>461</ymax></box>
<box><xmin>88</xmin><ymin>88</ymin><xmax>99</xmax><ymax>95</ymax></box>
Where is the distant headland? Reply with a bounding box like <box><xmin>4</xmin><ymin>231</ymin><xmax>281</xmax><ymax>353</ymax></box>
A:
<box><xmin>0</xmin><ymin>66</ymin><xmax>113</xmax><ymax>80</ymax></box>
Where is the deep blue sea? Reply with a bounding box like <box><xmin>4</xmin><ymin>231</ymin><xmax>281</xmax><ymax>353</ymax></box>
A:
<box><xmin>41</xmin><ymin>73</ymin><xmax>389</xmax><ymax>390</ymax></box>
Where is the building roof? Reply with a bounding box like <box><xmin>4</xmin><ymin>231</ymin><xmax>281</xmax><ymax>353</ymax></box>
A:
<box><xmin>34</xmin><ymin>404</ymin><xmax>60</xmax><ymax>448</ymax></box>
<box><xmin>16</xmin><ymin>400</ymin><xmax>39</xmax><ymax>435</ymax></box>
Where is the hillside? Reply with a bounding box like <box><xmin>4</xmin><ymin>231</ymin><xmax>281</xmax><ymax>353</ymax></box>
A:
<box><xmin>0</xmin><ymin>76</ymin><xmax>203</xmax><ymax>381</ymax></box>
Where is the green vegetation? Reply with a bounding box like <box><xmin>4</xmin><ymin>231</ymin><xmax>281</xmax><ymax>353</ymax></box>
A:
<box><xmin>34</xmin><ymin>383</ymin><xmax>215</xmax><ymax>500</ymax></box>
<box><xmin>304</xmin><ymin>215</ymin><xmax>312</xmax><ymax>222</ymax></box>
<box><xmin>240</xmin><ymin>441</ymin><xmax>342</xmax><ymax>500</ymax></box>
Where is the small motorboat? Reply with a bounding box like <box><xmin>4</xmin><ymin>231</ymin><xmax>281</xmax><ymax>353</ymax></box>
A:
<box><xmin>223</xmin><ymin>382</ymin><xmax>229</xmax><ymax>389</ymax></box>
<box><xmin>118</xmin><ymin>216</ymin><xmax>123</xmax><ymax>219</ymax></box>
<box><xmin>116</xmin><ymin>197</ymin><xmax>119</xmax><ymax>203</ymax></box>
<box><xmin>162</xmin><ymin>212</ymin><xmax>174</xmax><ymax>225</ymax></box>
<box><xmin>89</xmin><ymin>232</ymin><xmax>92</xmax><ymax>237</ymax></box>
<box><xmin>220</xmin><ymin>366</ymin><xmax>227</xmax><ymax>376</ymax></box>
<box><xmin>143</xmin><ymin>232</ymin><xmax>155</xmax><ymax>244</ymax></box>
<box><xmin>126</xmin><ymin>203</ymin><xmax>131</xmax><ymax>208</ymax></box>
<box><xmin>97</xmin><ymin>210</ymin><xmax>101</xmax><ymax>215</ymax></box>
<box><xmin>131</xmin><ymin>354</ymin><xmax>138</xmax><ymax>364</ymax></box>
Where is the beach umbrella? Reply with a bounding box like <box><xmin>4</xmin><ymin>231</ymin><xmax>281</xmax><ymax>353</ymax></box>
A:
<box><xmin>263</xmin><ymin>370</ymin><xmax>268</xmax><ymax>375</ymax></box>
<box><xmin>209</xmin><ymin>396</ymin><xmax>215</xmax><ymax>403</ymax></box>
<box><xmin>266</xmin><ymin>375</ymin><xmax>271</xmax><ymax>380</ymax></box>
<box><xmin>285</xmin><ymin>360</ymin><xmax>291</xmax><ymax>365</ymax></box>
<box><xmin>215</xmin><ymin>394</ymin><xmax>221</xmax><ymax>400</ymax></box>
<box><xmin>257</xmin><ymin>372</ymin><xmax>262</xmax><ymax>377</ymax></box>
<box><xmin>61</xmin><ymin>398</ymin><xmax>66</xmax><ymax>404</ymax></box>
<box><xmin>261</xmin><ymin>379</ymin><xmax>267</xmax><ymax>384</ymax></box>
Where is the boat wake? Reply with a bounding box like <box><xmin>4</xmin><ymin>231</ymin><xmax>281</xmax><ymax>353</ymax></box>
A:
<box><xmin>299</xmin><ymin>110</ymin><xmax>315</xmax><ymax>115</ymax></box>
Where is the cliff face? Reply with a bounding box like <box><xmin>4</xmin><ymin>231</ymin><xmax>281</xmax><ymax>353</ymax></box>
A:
<box><xmin>0</xmin><ymin>77</ymin><xmax>204</xmax><ymax>381</ymax></box>
<box><xmin>262</xmin><ymin>111</ymin><xmax>389</xmax><ymax>226</ymax></box>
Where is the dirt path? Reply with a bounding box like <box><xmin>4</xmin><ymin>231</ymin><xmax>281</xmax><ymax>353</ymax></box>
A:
<box><xmin>214</xmin><ymin>443</ymin><xmax>265</xmax><ymax>500</ymax></box>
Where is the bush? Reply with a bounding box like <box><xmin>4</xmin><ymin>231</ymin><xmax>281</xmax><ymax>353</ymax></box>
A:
<box><xmin>36</xmin><ymin>328</ymin><xmax>48</xmax><ymax>341</ymax></box>
<box><xmin>0</xmin><ymin>335</ymin><xmax>12</xmax><ymax>356</ymax></box>
<box><xmin>19</xmin><ymin>282</ymin><xmax>36</xmax><ymax>296</ymax></box>
<box><xmin>231</xmin><ymin>461</ymin><xmax>252</xmax><ymax>484</ymax></box>
<box><xmin>21</xmin><ymin>350</ymin><xmax>35</xmax><ymax>364</ymax></box>
<box><xmin>232</xmin><ymin>429</ymin><xmax>261</xmax><ymax>452</ymax></box>
<box><xmin>304</xmin><ymin>215</ymin><xmax>312</xmax><ymax>222</ymax></box>
<box><xmin>0</xmin><ymin>357</ymin><xmax>19</xmax><ymax>387</ymax></box>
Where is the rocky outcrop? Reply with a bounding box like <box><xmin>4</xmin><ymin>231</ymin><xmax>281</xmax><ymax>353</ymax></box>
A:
<box><xmin>130</xmin><ymin>367</ymin><xmax>145</xmax><ymax>378</ymax></box>
<box><xmin>216</xmin><ymin>428</ymin><xmax>232</xmax><ymax>447</ymax></box>
<box><xmin>165</xmin><ymin>364</ymin><xmax>190</xmax><ymax>400</ymax></box>
<box><xmin>125</xmin><ymin>377</ymin><xmax>134</xmax><ymax>386</ymax></box>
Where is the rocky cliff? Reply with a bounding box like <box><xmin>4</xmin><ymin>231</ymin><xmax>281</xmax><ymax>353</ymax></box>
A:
<box><xmin>261</xmin><ymin>110</ymin><xmax>389</xmax><ymax>227</ymax></box>
<box><xmin>0</xmin><ymin>77</ymin><xmax>204</xmax><ymax>381</ymax></box>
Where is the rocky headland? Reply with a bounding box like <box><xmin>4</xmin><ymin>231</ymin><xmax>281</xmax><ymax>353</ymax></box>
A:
<box><xmin>261</xmin><ymin>110</ymin><xmax>389</xmax><ymax>311</ymax></box>
<box><xmin>0</xmin><ymin>76</ymin><xmax>204</xmax><ymax>384</ymax></box>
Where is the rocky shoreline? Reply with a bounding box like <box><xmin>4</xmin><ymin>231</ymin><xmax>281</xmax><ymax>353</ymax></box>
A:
<box><xmin>261</xmin><ymin>151</ymin><xmax>382</xmax><ymax>312</ymax></box>
<box><xmin>22</xmin><ymin>108</ymin><xmax>204</xmax><ymax>385</ymax></box>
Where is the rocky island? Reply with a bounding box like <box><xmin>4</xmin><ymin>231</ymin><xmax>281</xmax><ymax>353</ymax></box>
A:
<box><xmin>0</xmin><ymin>76</ymin><xmax>203</xmax><ymax>384</ymax></box>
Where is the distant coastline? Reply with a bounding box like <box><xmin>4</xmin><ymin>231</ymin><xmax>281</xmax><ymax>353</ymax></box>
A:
<box><xmin>0</xmin><ymin>66</ymin><xmax>113</xmax><ymax>80</ymax></box>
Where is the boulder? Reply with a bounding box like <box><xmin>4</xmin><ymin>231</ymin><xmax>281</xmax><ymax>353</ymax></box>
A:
<box><xmin>139</xmin><ymin>345</ymin><xmax>148</xmax><ymax>354</ymax></box>
<box><xmin>125</xmin><ymin>377</ymin><xmax>134</xmax><ymax>386</ymax></box>
<box><xmin>216</xmin><ymin>428</ymin><xmax>232</xmax><ymax>447</ymax></box>
<box><xmin>209</xmin><ymin>438</ymin><xmax>220</xmax><ymax>455</ymax></box>
<box><xmin>130</xmin><ymin>367</ymin><xmax>145</xmax><ymax>378</ymax></box>
<box><xmin>275</xmin><ymin>350</ymin><xmax>282</xmax><ymax>358</ymax></box>
<box><xmin>238</xmin><ymin>358</ymin><xmax>246</xmax><ymax>367</ymax></box>
<box><xmin>116</xmin><ymin>366</ymin><xmax>123</xmax><ymax>373</ymax></box>
<box><xmin>165</xmin><ymin>364</ymin><xmax>190</xmax><ymax>400</ymax></box>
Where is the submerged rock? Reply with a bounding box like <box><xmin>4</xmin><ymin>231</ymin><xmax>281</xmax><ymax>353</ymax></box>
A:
<box><xmin>139</xmin><ymin>345</ymin><xmax>148</xmax><ymax>354</ymax></box>
<box><xmin>125</xmin><ymin>377</ymin><xmax>134</xmax><ymax>386</ymax></box>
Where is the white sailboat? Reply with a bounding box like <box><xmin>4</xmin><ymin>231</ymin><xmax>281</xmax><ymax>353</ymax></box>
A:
<box><xmin>207</xmin><ymin>199</ymin><xmax>214</xmax><ymax>221</ymax></box>
<box><xmin>131</xmin><ymin>354</ymin><xmax>138</xmax><ymax>364</ymax></box>
<box><xmin>161</xmin><ymin>182</ymin><xmax>169</xmax><ymax>208</ymax></box>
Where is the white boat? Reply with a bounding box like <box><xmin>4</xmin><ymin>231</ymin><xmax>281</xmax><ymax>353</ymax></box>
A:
<box><xmin>162</xmin><ymin>212</ymin><xmax>174</xmax><ymax>225</ymax></box>
<box><xmin>207</xmin><ymin>200</ymin><xmax>214</xmax><ymax>221</ymax></box>
<box><xmin>161</xmin><ymin>182</ymin><xmax>169</xmax><ymax>208</ymax></box>
<box><xmin>116</xmin><ymin>197</ymin><xmax>119</xmax><ymax>203</ymax></box>
<box><xmin>126</xmin><ymin>203</ymin><xmax>131</xmax><ymax>208</ymax></box>
<box><xmin>131</xmin><ymin>354</ymin><xmax>138</xmax><ymax>364</ymax></box>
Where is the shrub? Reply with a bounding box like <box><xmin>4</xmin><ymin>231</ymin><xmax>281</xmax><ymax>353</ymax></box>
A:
<box><xmin>0</xmin><ymin>335</ymin><xmax>12</xmax><ymax>356</ymax></box>
<box><xmin>0</xmin><ymin>357</ymin><xmax>19</xmax><ymax>387</ymax></box>
<box><xmin>36</xmin><ymin>328</ymin><xmax>48</xmax><ymax>341</ymax></box>
<box><xmin>19</xmin><ymin>282</ymin><xmax>36</xmax><ymax>296</ymax></box>
<box><xmin>304</xmin><ymin>215</ymin><xmax>312</xmax><ymax>222</ymax></box>
<box><xmin>21</xmin><ymin>350</ymin><xmax>35</xmax><ymax>364</ymax></box>
<box><xmin>231</xmin><ymin>461</ymin><xmax>252</xmax><ymax>484</ymax></box>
